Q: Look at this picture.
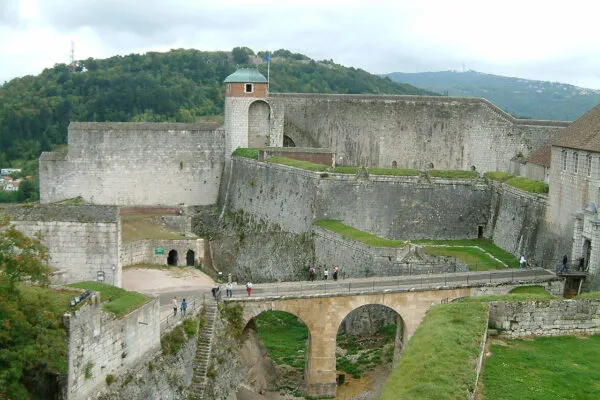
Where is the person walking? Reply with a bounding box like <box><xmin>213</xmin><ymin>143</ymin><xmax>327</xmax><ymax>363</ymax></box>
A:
<box><xmin>172</xmin><ymin>297</ymin><xmax>178</xmax><ymax>316</ymax></box>
<box><xmin>246</xmin><ymin>281</ymin><xmax>253</xmax><ymax>296</ymax></box>
<box><xmin>181</xmin><ymin>298</ymin><xmax>187</xmax><ymax>317</ymax></box>
<box><xmin>519</xmin><ymin>255</ymin><xmax>526</xmax><ymax>269</ymax></box>
<box><xmin>333</xmin><ymin>265</ymin><xmax>339</xmax><ymax>281</ymax></box>
<box><xmin>309</xmin><ymin>267</ymin><xmax>316</xmax><ymax>281</ymax></box>
<box><xmin>226</xmin><ymin>282</ymin><xmax>233</xmax><ymax>298</ymax></box>
<box><xmin>324</xmin><ymin>268</ymin><xmax>329</xmax><ymax>280</ymax></box>
<box><xmin>560</xmin><ymin>254</ymin><xmax>568</xmax><ymax>273</ymax></box>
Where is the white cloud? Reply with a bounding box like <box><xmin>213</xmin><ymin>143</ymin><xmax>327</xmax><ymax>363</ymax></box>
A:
<box><xmin>1</xmin><ymin>0</ymin><xmax>600</xmax><ymax>89</ymax></box>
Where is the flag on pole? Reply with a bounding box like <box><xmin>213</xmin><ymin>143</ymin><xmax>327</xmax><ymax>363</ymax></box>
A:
<box><xmin>262</xmin><ymin>54</ymin><xmax>270</xmax><ymax>63</ymax></box>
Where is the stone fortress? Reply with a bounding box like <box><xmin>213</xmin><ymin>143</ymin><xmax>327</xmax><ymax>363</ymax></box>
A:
<box><xmin>8</xmin><ymin>67</ymin><xmax>600</xmax><ymax>291</ymax></box>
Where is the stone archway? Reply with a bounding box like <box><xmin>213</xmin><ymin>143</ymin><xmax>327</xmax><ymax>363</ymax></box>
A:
<box><xmin>186</xmin><ymin>250</ymin><xmax>195</xmax><ymax>266</ymax></box>
<box><xmin>167</xmin><ymin>249</ymin><xmax>178</xmax><ymax>266</ymax></box>
<box><xmin>240</xmin><ymin>310</ymin><xmax>310</xmax><ymax>396</ymax></box>
<box><xmin>336</xmin><ymin>304</ymin><xmax>405</xmax><ymax>378</ymax></box>
<box><xmin>283</xmin><ymin>135</ymin><xmax>296</xmax><ymax>147</ymax></box>
<box><xmin>248</xmin><ymin>100</ymin><xmax>271</xmax><ymax>148</ymax></box>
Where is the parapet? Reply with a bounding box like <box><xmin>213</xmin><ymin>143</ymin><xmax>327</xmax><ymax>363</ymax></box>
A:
<box><xmin>68</xmin><ymin>121</ymin><xmax>221</xmax><ymax>131</ymax></box>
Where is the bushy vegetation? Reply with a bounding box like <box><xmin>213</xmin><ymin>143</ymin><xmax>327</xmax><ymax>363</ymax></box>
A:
<box><xmin>68</xmin><ymin>281</ymin><xmax>149</xmax><ymax>317</ymax></box>
<box><xmin>0</xmin><ymin>215</ymin><xmax>76</xmax><ymax>399</ymax></box>
<box><xmin>160</xmin><ymin>325</ymin><xmax>188</xmax><ymax>356</ymax></box>
<box><xmin>254</xmin><ymin>311</ymin><xmax>308</xmax><ymax>371</ymax></box>
<box><xmin>380</xmin><ymin>302</ymin><xmax>488</xmax><ymax>400</ymax></box>
<box><xmin>314</xmin><ymin>219</ymin><xmax>406</xmax><ymax>247</ymax></box>
<box><xmin>336</xmin><ymin>324</ymin><xmax>396</xmax><ymax>378</ymax></box>
<box><xmin>482</xmin><ymin>336</ymin><xmax>600</xmax><ymax>399</ymax></box>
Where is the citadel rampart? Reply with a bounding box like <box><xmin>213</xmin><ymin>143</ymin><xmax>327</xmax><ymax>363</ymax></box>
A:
<box><xmin>4</xmin><ymin>205</ymin><xmax>121</xmax><ymax>286</ymax></box>
<box><xmin>269</xmin><ymin>94</ymin><xmax>567</xmax><ymax>171</ymax></box>
<box><xmin>120</xmin><ymin>238</ymin><xmax>203</xmax><ymax>267</ymax></box>
<box><xmin>40</xmin><ymin>122</ymin><xmax>226</xmax><ymax>206</ymax></box>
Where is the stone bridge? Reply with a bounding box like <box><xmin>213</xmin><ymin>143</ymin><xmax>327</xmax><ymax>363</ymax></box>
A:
<box><xmin>225</xmin><ymin>270</ymin><xmax>563</xmax><ymax>397</ymax></box>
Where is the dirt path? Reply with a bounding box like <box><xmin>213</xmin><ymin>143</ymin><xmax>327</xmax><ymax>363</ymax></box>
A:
<box><xmin>121</xmin><ymin>266</ymin><xmax>215</xmax><ymax>294</ymax></box>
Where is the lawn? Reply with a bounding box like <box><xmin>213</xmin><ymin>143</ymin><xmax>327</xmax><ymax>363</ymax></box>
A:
<box><xmin>414</xmin><ymin>238</ymin><xmax>518</xmax><ymax>268</ymax></box>
<box><xmin>380</xmin><ymin>302</ymin><xmax>489</xmax><ymax>400</ymax></box>
<box><xmin>421</xmin><ymin>246</ymin><xmax>506</xmax><ymax>271</ymax></box>
<box><xmin>68</xmin><ymin>281</ymin><xmax>150</xmax><ymax>317</ymax></box>
<box><xmin>121</xmin><ymin>214</ymin><xmax>191</xmax><ymax>242</ymax></box>
<box><xmin>314</xmin><ymin>219</ymin><xmax>406</xmax><ymax>247</ymax></box>
<box><xmin>482</xmin><ymin>335</ymin><xmax>600</xmax><ymax>400</ymax></box>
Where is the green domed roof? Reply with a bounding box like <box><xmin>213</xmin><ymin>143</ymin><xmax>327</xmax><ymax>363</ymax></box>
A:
<box><xmin>224</xmin><ymin>68</ymin><xmax>267</xmax><ymax>83</ymax></box>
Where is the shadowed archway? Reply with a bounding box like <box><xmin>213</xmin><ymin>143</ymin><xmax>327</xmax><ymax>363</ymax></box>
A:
<box><xmin>167</xmin><ymin>249</ymin><xmax>178</xmax><ymax>266</ymax></box>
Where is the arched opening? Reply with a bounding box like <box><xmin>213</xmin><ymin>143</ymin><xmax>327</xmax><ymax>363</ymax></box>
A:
<box><xmin>392</xmin><ymin>160</ymin><xmax>397</xmax><ymax>168</ymax></box>
<box><xmin>470</xmin><ymin>165</ymin><xmax>476</xmax><ymax>171</ymax></box>
<box><xmin>239</xmin><ymin>311</ymin><xmax>309</xmax><ymax>397</ymax></box>
<box><xmin>283</xmin><ymin>135</ymin><xmax>296</xmax><ymax>147</ymax></box>
<box><xmin>248</xmin><ymin>100</ymin><xmax>270</xmax><ymax>148</ymax></box>
<box><xmin>336</xmin><ymin>304</ymin><xmax>404</xmax><ymax>384</ymax></box>
<box><xmin>428</xmin><ymin>162</ymin><xmax>435</xmax><ymax>169</ymax></box>
<box><xmin>186</xmin><ymin>250</ymin><xmax>195</xmax><ymax>266</ymax></box>
<box><xmin>167</xmin><ymin>249</ymin><xmax>178</xmax><ymax>266</ymax></box>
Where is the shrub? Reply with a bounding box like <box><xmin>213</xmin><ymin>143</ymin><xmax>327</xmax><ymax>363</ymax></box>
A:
<box><xmin>84</xmin><ymin>361</ymin><xmax>94</xmax><ymax>380</ymax></box>
<box><xmin>105</xmin><ymin>374</ymin><xmax>115</xmax><ymax>385</ymax></box>
<box><xmin>161</xmin><ymin>325</ymin><xmax>187</xmax><ymax>356</ymax></box>
<box><xmin>183</xmin><ymin>318</ymin><xmax>198</xmax><ymax>337</ymax></box>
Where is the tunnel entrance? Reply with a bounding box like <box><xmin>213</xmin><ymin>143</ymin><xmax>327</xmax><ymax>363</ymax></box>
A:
<box><xmin>167</xmin><ymin>249</ymin><xmax>178</xmax><ymax>266</ymax></box>
<box><xmin>186</xmin><ymin>250</ymin><xmax>195</xmax><ymax>266</ymax></box>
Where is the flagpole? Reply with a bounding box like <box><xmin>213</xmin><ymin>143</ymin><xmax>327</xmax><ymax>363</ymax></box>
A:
<box><xmin>267</xmin><ymin>51</ymin><xmax>270</xmax><ymax>94</ymax></box>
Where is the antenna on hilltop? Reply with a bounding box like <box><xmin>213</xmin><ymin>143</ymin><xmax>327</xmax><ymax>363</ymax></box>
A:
<box><xmin>68</xmin><ymin>41</ymin><xmax>76</xmax><ymax>71</ymax></box>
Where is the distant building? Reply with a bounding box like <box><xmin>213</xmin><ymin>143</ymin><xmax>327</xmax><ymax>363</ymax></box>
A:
<box><xmin>0</xmin><ymin>168</ymin><xmax>22</xmax><ymax>176</ymax></box>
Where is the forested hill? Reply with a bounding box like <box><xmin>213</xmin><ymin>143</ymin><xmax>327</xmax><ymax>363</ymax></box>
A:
<box><xmin>384</xmin><ymin>70</ymin><xmax>600</xmax><ymax>121</ymax></box>
<box><xmin>0</xmin><ymin>48</ymin><xmax>435</xmax><ymax>173</ymax></box>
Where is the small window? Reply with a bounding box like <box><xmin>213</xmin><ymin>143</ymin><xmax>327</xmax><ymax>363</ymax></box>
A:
<box><xmin>587</xmin><ymin>154</ymin><xmax>593</xmax><ymax>177</ymax></box>
<box><xmin>574</xmin><ymin>152</ymin><xmax>579</xmax><ymax>173</ymax></box>
<box><xmin>245</xmin><ymin>83</ymin><xmax>253</xmax><ymax>93</ymax></box>
<box><xmin>562</xmin><ymin>150</ymin><xmax>567</xmax><ymax>171</ymax></box>
<box><xmin>226</xmin><ymin>84</ymin><xmax>231</xmax><ymax>93</ymax></box>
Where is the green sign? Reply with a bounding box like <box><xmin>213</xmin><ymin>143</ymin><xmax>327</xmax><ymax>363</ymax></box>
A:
<box><xmin>154</xmin><ymin>247</ymin><xmax>164</xmax><ymax>255</ymax></box>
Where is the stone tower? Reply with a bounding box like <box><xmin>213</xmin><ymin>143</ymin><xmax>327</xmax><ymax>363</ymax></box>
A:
<box><xmin>224</xmin><ymin>68</ymin><xmax>271</xmax><ymax>157</ymax></box>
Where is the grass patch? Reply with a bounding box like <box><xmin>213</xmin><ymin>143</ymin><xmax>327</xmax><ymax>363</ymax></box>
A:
<box><xmin>68</xmin><ymin>282</ymin><xmax>150</xmax><ymax>317</ymax></box>
<box><xmin>369</xmin><ymin>167</ymin><xmax>420</xmax><ymax>176</ymax></box>
<box><xmin>505</xmin><ymin>176</ymin><xmax>549</xmax><ymax>194</ymax></box>
<box><xmin>254</xmin><ymin>311</ymin><xmax>308</xmax><ymax>372</ymax></box>
<box><xmin>428</xmin><ymin>170</ymin><xmax>479</xmax><ymax>179</ymax></box>
<box><xmin>121</xmin><ymin>214</ymin><xmax>192</xmax><ymax>242</ymax></box>
<box><xmin>421</xmin><ymin>246</ymin><xmax>506</xmax><ymax>271</ymax></box>
<box><xmin>509</xmin><ymin>285</ymin><xmax>552</xmax><ymax>295</ymax></box>
<box><xmin>413</xmin><ymin>238</ymin><xmax>518</xmax><ymax>267</ymax></box>
<box><xmin>575</xmin><ymin>291</ymin><xmax>600</xmax><ymax>299</ymax></box>
<box><xmin>314</xmin><ymin>219</ymin><xmax>405</xmax><ymax>247</ymax></box>
<box><xmin>482</xmin><ymin>335</ymin><xmax>600</xmax><ymax>399</ymax></box>
<box><xmin>380</xmin><ymin>302</ymin><xmax>488</xmax><ymax>400</ymax></box>
<box><xmin>232</xmin><ymin>147</ymin><xmax>259</xmax><ymax>159</ymax></box>
<box><xmin>161</xmin><ymin>325</ymin><xmax>188</xmax><ymax>356</ymax></box>
<box><xmin>330</xmin><ymin>165</ymin><xmax>359</xmax><ymax>174</ymax></box>
<box><xmin>484</xmin><ymin>171</ymin><xmax>513</xmax><ymax>181</ymax></box>
<box><xmin>266</xmin><ymin>156</ymin><xmax>329</xmax><ymax>171</ymax></box>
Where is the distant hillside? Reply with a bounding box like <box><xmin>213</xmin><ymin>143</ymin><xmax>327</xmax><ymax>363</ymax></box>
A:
<box><xmin>0</xmin><ymin>48</ymin><xmax>435</xmax><ymax>176</ymax></box>
<box><xmin>383</xmin><ymin>70</ymin><xmax>600</xmax><ymax>121</ymax></box>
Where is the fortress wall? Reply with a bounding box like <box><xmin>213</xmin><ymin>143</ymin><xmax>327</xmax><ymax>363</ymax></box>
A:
<box><xmin>488</xmin><ymin>299</ymin><xmax>600</xmax><ymax>337</ymax></box>
<box><xmin>269</xmin><ymin>94</ymin><xmax>566</xmax><ymax>172</ymax></box>
<box><xmin>316</xmin><ymin>176</ymin><xmax>492</xmax><ymax>240</ymax></box>
<box><xmin>65</xmin><ymin>295</ymin><xmax>160</xmax><ymax>400</ymax></box>
<box><xmin>120</xmin><ymin>239</ymin><xmax>204</xmax><ymax>267</ymax></box>
<box><xmin>40</xmin><ymin>122</ymin><xmax>225</xmax><ymax>206</ymax></box>
<box><xmin>226</xmin><ymin>157</ymin><xmax>319</xmax><ymax>234</ymax></box>
<box><xmin>5</xmin><ymin>205</ymin><xmax>121</xmax><ymax>286</ymax></box>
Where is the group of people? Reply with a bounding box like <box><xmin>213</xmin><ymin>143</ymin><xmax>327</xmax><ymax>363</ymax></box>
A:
<box><xmin>211</xmin><ymin>281</ymin><xmax>253</xmax><ymax>299</ymax></box>
<box><xmin>171</xmin><ymin>297</ymin><xmax>188</xmax><ymax>317</ymax></box>
<box><xmin>309</xmin><ymin>265</ymin><xmax>340</xmax><ymax>281</ymax></box>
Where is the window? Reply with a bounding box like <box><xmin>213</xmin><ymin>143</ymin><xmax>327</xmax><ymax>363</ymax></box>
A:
<box><xmin>562</xmin><ymin>150</ymin><xmax>567</xmax><ymax>171</ymax></box>
<box><xmin>226</xmin><ymin>84</ymin><xmax>231</xmax><ymax>93</ymax></box>
<box><xmin>244</xmin><ymin>83</ymin><xmax>254</xmax><ymax>93</ymax></box>
<box><xmin>587</xmin><ymin>154</ymin><xmax>593</xmax><ymax>177</ymax></box>
<box><xmin>574</xmin><ymin>152</ymin><xmax>579</xmax><ymax>173</ymax></box>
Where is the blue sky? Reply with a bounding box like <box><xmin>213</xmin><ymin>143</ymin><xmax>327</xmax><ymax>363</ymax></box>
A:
<box><xmin>2</xmin><ymin>0</ymin><xmax>600</xmax><ymax>89</ymax></box>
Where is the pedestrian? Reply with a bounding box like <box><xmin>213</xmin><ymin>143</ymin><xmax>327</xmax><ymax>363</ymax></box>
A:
<box><xmin>519</xmin><ymin>255</ymin><xmax>526</xmax><ymax>269</ymax></box>
<box><xmin>309</xmin><ymin>267</ymin><xmax>316</xmax><ymax>281</ymax></box>
<box><xmin>211</xmin><ymin>286</ymin><xmax>218</xmax><ymax>299</ymax></box>
<box><xmin>324</xmin><ymin>268</ymin><xmax>329</xmax><ymax>280</ymax></box>
<box><xmin>226</xmin><ymin>282</ymin><xmax>233</xmax><ymax>298</ymax></box>
<box><xmin>181</xmin><ymin>298</ymin><xmax>187</xmax><ymax>317</ymax></box>
<box><xmin>246</xmin><ymin>281</ymin><xmax>253</xmax><ymax>296</ymax></box>
<box><xmin>560</xmin><ymin>254</ymin><xmax>568</xmax><ymax>272</ymax></box>
<box><xmin>172</xmin><ymin>297</ymin><xmax>178</xmax><ymax>316</ymax></box>
<box><xmin>333</xmin><ymin>265</ymin><xmax>339</xmax><ymax>281</ymax></box>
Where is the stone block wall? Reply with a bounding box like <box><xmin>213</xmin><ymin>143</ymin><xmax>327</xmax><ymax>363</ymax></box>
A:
<box><xmin>259</xmin><ymin>147</ymin><xmax>333</xmax><ymax>166</ymax></box>
<box><xmin>5</xmin><ymin>205</ymin><xmax>121</xmax><ymax>286</ymax></box>
<box><xmin>488</xmin><ymin>299</ymin><xmax>600</xmax><ymax>337</ymax></box>
<box><xmin>269</xmin><ymin>94</ymin><xmax>567</xmax><ymax>172</ymax></box>
<box><xmin>65</xmin><ymin>294</ymin><xmax>160</xmax><ymax>400</ymax></box>
<box><xmin>120</xmin><ymin>238</ymin><xmax>204</xmax><ymax>267</ymax></box>
<box><xmin>40</xmin><ymin>122</ymin><xmax>225</xmax><ymax>206</ymax></box>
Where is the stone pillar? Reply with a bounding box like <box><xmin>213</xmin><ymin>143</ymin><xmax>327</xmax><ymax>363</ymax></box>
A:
<box><xmin>304</xmin><ymin>328</ymin><xmax>337</xmax><ymax>398</ymax></box>
<box><xmin>572</xmin><ymin>212</ymin><xmax>584</xmax><ymax>262</ymax></box>
<box><xmin>589</xmin><ymin>219</ymin><xmax>600</xmax><ymax>280</ymax></box>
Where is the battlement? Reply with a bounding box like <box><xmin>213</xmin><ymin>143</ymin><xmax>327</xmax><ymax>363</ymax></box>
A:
<box><xmin>68</xmin><ymin>121</ymin><xmax>220</xmax><ymax>131</ymax></box>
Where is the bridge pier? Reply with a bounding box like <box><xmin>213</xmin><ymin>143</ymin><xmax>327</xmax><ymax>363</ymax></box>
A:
<box><xmin>305</xmin><ymin>331</ymin><xmax>337</xmax><ymax>398</ymax></box>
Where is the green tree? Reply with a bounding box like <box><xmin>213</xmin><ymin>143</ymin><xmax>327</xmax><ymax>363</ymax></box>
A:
<box><xmin>231</xmin><ymin>46</ymin><xmax>254</xmax><ymax>65</ymax></box>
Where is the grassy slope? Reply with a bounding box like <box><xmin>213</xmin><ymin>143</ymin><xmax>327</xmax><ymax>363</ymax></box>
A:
<box><xmin>120</xmin><ymin>214</ymin><xmax>191</xmax><ymax>242</ymax></box>
<box><xmin>380</xmin><ymin>302</ymin><xmax>489</xmax><ymax>400</ymax></box>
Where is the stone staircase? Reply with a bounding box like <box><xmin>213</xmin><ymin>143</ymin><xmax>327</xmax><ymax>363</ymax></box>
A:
<box><xmin>190</xmin><ymin>299</ymin><xmax>218</xmax><ymax>399</ymax></box>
